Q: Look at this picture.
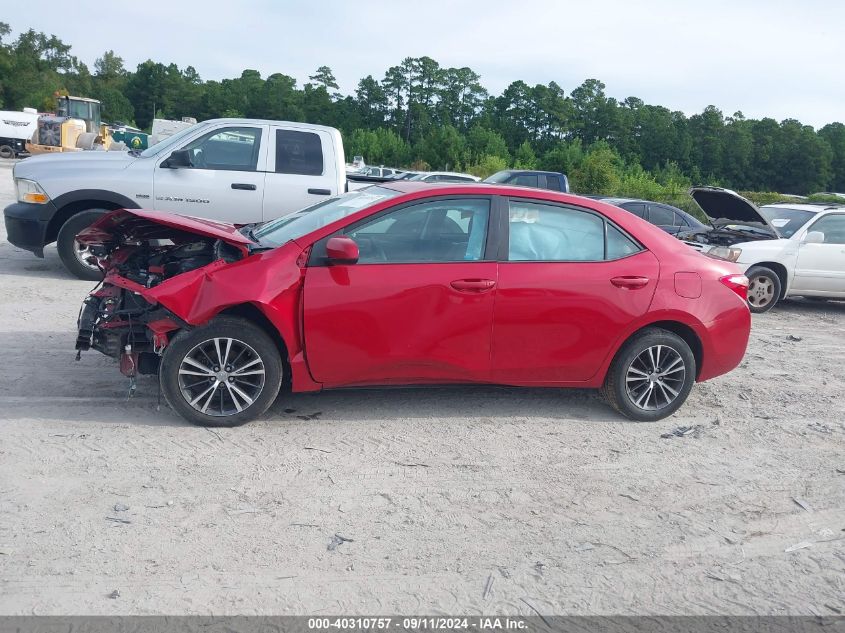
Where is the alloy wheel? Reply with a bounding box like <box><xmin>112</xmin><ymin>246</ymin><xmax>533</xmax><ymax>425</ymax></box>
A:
<box><xmin>177</xmin><ymin>337</ymin><xmax>266</xmax><ymax>417</ymax></box>
<box><xmin>747</xmin><ymin>274</ymin><xmax>775</xmax><ymax>309</ymax></box>
<box><xmin>625</xmin><ymin>345</ymin><xmax>686</xmax><ymax>411</ymax></box>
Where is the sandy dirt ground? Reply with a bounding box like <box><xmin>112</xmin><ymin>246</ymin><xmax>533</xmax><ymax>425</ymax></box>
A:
<box><xmin>0</xmin><ymin>158</ymin><xmax>843</xmax><ymax>616</ymax></box>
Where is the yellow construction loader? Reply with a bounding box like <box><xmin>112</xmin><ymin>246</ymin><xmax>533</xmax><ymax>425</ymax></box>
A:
<box><xmin>26</xmin><ymin>95</ymin><xmax>114</xmax><ymax>154</ymax></box>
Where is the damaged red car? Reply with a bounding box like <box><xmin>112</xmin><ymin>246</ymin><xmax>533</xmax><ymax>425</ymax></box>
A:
<box><xmin>75</xmin><ymin>182</ymin><xmax>752</xmax><ymax>427</ymax></box>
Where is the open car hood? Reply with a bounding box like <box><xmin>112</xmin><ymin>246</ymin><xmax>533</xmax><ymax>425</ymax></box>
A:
<box><xmin>76</xmin><ymin>209</ymin><xmax>255</xmax><ymax>248</ymax></box>
<box><xmin>689</xmin><ymin>187</ymin><xmax>778</xmax><ymax>234</ymax></box>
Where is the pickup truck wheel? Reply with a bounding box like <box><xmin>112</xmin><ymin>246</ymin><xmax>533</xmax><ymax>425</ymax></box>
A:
<box><xmin>160</xmin><ymin>317</ymin><xmax>283</xmax><ymax>427</ymax></box>
<box><xmin>56</xmin><ymin>210</ymin><xmax>107</xmax><ymax>281</ymax></box>
<box><xmin>0</xmin><ymin>145</ymin><xmax>14</xmax><ymax>159</ymax></box>
<box><xmin>746</xmin><ymin>266</ymin><xmax>781</xmax><ymax>313</ymax></box>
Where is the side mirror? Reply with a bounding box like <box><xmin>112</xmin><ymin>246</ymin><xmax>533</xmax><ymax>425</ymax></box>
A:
<box><xmin>326</xmin><ymin>236</ymin><xmax>359</xmax><ymax>265</ymax></box>
<box><xmin>162</xmin><ymin>149</ymin><xmax>192</xmax><ymax>168</ymax></box>
<box><xmin>804</xmin><ymin>231</ymin><xmax>825</xmax><ymax>244</ymax></box>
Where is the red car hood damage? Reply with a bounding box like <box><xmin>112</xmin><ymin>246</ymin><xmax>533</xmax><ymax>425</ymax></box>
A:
<box><xmin>75</xmin><ymin>209</ymin><xmax>305</xmax><ymax>326</ymax></box>
<box><xmin>76</xmin><ymin>209</ymin><xmax>254</xmax><ymax>250</ymax></box>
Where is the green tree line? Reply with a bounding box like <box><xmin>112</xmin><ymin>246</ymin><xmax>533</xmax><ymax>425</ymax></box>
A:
<box><xmin>2</xmin><ymin>23</ymin><xmax>844</xmax><ymax>198</ymax></box>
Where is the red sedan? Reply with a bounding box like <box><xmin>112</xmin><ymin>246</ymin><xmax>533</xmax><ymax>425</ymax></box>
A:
<box><xmin>75</xmin><ymin>182</ymin><xmax>751</xmax><ymax>427</ymax></box>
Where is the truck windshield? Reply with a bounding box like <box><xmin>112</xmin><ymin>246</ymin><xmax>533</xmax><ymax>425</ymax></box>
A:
<box><xmin>139</xmin><ymin>123</ymin><xmax>202</xmax><ymax>157</ymax></box>
<box><xmin>254</xmin><ymin>187</ymin><xmax>401</xmax><ymax>247</ymax></box>
<box><xmin>483</xmin><ymin>171</ymin><xmax>514</xmax><ymax>183</ymax></box>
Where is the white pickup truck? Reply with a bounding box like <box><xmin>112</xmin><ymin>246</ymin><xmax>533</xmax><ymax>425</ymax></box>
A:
<box><xmin>4</xmin><ymin>118</ymin><xmax>348</xmax><ymax>279</ymax></box>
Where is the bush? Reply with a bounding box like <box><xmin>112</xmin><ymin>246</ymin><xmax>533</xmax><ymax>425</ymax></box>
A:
<box><xmin>465</xmin><ymin>154</ymin><xmax>508</xmax><ymax>179</ymax></box>
<box><xmin>571</xmin><ymin>142</ymin><xmax>623</xmax><ymax>194</ymax></box>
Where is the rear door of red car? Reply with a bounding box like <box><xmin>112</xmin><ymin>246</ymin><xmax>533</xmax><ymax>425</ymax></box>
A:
<box><xmin>303</xmin><ymin>196</ymin><xmax>498</xmax><ymax>386</ymax></box>
<box><xmin>492</xmin><ymin>197</ymin><xmax>659</xmax><ymax>384</ymax></box>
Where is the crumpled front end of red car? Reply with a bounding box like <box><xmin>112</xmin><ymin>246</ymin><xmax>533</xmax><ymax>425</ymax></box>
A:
<box><xmin>74</xmin><ymin>211</ymin><xmax>249</xmax><ymax>387</ymax></box>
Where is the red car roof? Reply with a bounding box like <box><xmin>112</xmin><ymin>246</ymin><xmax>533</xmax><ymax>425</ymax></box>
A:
<box><xmin>380</xmin><ymin>180</ymin><xmax>606</xmax><ymax>208</ymax></box>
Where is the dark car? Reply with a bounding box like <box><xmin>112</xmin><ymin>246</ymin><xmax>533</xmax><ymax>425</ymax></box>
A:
<box><xmin>483</xmin><ymin>170</ymin><xmax>570</xmax><ymax>193</ymax></box>
<box><xmin>597</xmin><ymin>197</ymin><xmax>706</xmax><ymax>236</ymax></box>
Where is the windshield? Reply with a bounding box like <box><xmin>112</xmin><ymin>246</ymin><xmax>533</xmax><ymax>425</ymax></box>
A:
<box><xmin>483</xmin><ymin>171</ymin><xmax>513</xmax><ymax>183</ymax></box>
<box><xmin>139</xmin><ymin>122</ymin><xmax>202</xmax><ymax>157</ymax></box>
<box><xmin>759</xmin><ymin>206</ymin><xmax>817</xmax><ymax>238</ymax></box>
<box><xmin>254</xmin><ymin>187</ymin><xmax>401</xmax><ymax>247</ymax></box>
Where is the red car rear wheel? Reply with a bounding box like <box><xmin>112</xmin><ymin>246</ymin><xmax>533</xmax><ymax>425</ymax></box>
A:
<box><xmin>602</xmin><ymin>328</ymin><xmax>696</xmax><ymax>422</ymax></box>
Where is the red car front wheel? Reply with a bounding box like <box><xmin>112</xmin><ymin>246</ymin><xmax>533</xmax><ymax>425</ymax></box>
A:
<box><xmin>160</xmin><ymin>317</ymin><xmax>284</xmax><ymax>427</ymax></box>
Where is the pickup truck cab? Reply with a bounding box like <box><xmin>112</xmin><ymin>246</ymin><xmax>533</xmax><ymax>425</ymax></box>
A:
<box><xmin>4</xmin><ymin>118</ymin><xmax>346</xmax><ymax>279</ymax></box>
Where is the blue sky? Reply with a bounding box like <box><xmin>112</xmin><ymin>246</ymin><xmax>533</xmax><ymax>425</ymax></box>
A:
<box><xmin>4</xmin><ymin>0</ymin><xmax>844</xmax><ymax>127</ymax></box>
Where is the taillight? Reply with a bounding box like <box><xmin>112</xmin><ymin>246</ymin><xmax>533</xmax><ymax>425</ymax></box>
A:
<box><xmin>719</xmin><ymin>274</ymin><xmax>749</xmax><ymax>300</ymax></box>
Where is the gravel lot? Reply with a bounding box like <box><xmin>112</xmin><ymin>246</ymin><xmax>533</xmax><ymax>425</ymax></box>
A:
<box><xmin>0</xmin><ymin>159</ymin><xmax>843</xmax><ymax>616</ymax></box>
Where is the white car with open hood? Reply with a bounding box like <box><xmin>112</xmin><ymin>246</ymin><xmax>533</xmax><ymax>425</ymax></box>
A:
<box><xmin>680</xmin><ymin>186</ymin><xmax>845</xmax><ymax>312</ymax></box>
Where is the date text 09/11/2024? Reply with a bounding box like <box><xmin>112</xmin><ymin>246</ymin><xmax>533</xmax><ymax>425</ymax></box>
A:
<box><xmin>307</xmin><ymin>617</ymin><xmax>529</xmax><ymax>630</ymax></box>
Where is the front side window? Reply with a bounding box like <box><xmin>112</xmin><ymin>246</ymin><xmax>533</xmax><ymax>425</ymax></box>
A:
<box><xmin>276</xmin><ymin>129</ymin><xmax>323</xmax><ymax>175</ymax></box>
<box><xmin>507</xmin><ymin>200</ymin><xmax>641</xmax><ymax>262</ymax></box>
<box><xmin>544</xmin><ymin>175</ymin><xmax>561</xmax><ymax>191</ymax></box>
<box><xmin>345</xmin><ymin>198</ymin><xmax>491</xmax><ymax>264</ymax></box>
<box><xmin>514</xmin><ymin>174</ymin><xmax>539</xmax><ymax>188</ymax></box>
<box><xmin>807</xmin><ymin>214</ymin><xmax>845</xmax><ymax>244</ymax></box>
<box><xmin>182</xmin><ymin>126</ymin><xmax>262</xmax><ymax>171</ymax></box>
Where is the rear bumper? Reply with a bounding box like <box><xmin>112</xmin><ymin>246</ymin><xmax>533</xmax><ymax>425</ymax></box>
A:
<box><xmin>697</xmin><ymin>302</ymin><xmax>751</xmax><ymax>382</ymax></box>
<box><xmin>3</xmin><ymin>201</ymin><xmax>57</xmax><ymax>257</ymax></box>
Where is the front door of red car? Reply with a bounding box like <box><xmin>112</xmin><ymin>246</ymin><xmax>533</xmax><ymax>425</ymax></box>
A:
<box><xmin>303</xmin><ymin>197</ymin><xmax>497</xmax><ymax>386</ymax></box>
<box><xmin>492</xmin><ymin>198</ymin><xmax>659</xmax><ymax>383</ymax></box>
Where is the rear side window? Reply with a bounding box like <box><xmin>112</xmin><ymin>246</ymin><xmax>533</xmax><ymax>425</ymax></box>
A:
<box><xmin>606</xmin><ymin>224</ymin><xmax>641</xmax><ymax>259</ymax></box>
<box><xmin>508</xmin><ymin>201</ymin><xmax>605</xmax><ymax>261</ymax></box>
<box><xmin>507</xmin><ymin>200</ymin><xmax>642</xmax><ymax>262</ymax></box>
<box><xmin>648</xmin><ymin>205</ymin><xmax>675</xmax><ymax>225</ymax></box>
<box><xmin>544</xmin><ymin>175</ymin><xmax>561</xmax><ymax>191</ymax></box>
<box><xmin>276</xmin><ymin>129</ymin><xmax>323</xmax><ymax>175</ymax></box>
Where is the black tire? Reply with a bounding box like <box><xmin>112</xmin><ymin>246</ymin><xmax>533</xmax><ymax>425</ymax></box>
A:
<box><xmin>601</xmin><ymin>327</ymin><xmax>696</xmax><ymax>422</ymax></box>
<box><xmin>160</xmin><ymin>317</ymin><xmax>284</xmax><ymax>427</ymax></box>
<box><xmin>0</xmin><ymin>145</ymin><xmax>14</xmax><ymax>159</ymax></box>
<box><xmin>56</xmin><ymin>210</ymin><xmax>107</xmax><ymax>281</ymax></box>
<box><xmin>745</xmin><ymin>266</ymin><xmax>781</xmax><ymax>313</ymax></box>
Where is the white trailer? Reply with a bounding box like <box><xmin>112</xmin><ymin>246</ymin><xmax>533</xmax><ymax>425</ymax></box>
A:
<box><xmin>0</xmin><ymin>108</ymin><xmax>40</xmax><ymax>158</ymax></box>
